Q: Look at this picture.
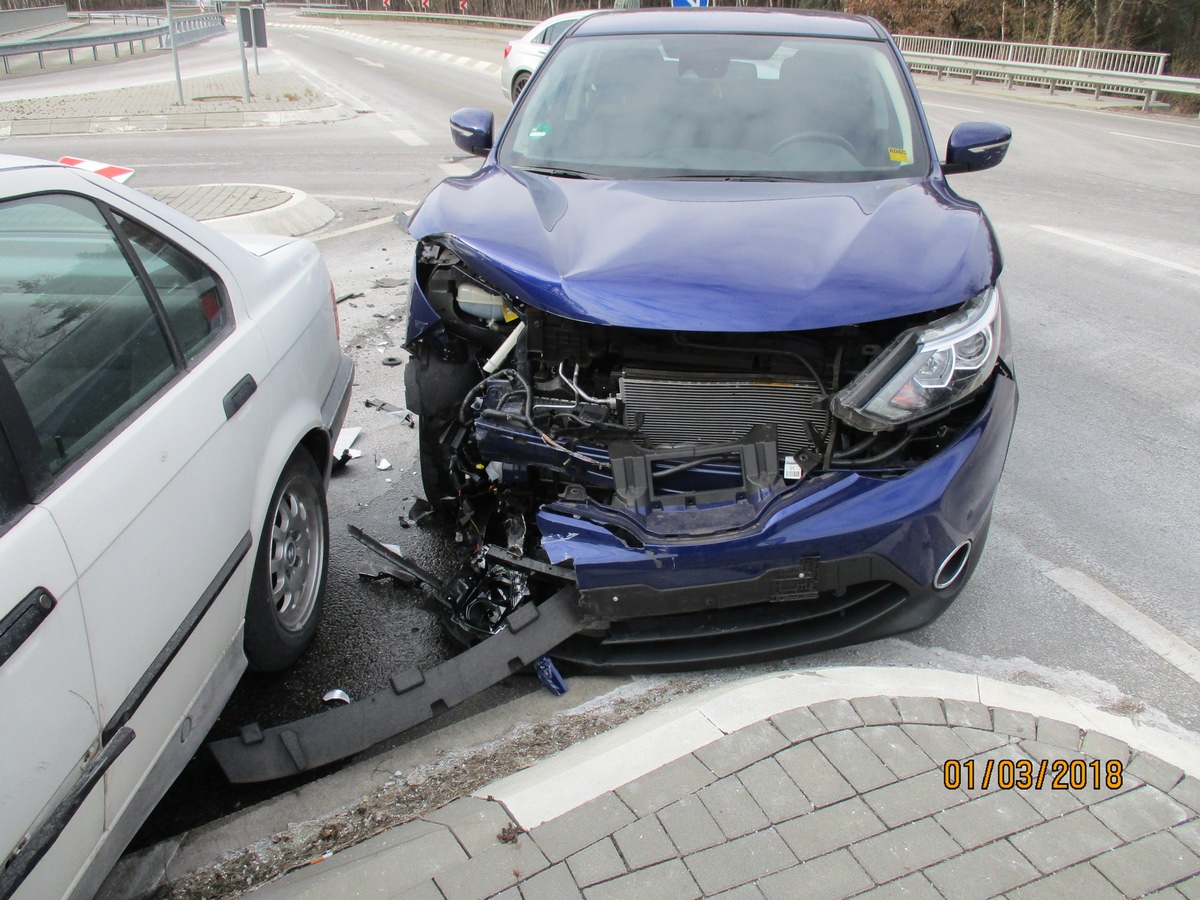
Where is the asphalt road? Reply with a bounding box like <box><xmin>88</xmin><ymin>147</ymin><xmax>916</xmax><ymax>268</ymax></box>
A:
<box><xmin>4</xmin><ymin>10</ymin><xmax>1200</xmax><ymax>848</ymax></box>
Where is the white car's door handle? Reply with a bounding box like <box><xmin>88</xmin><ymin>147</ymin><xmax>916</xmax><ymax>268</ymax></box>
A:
<box><xmin>223</xmin><ymin>375</ymin><xmax>257</xmax><ymax>419</ymax></box>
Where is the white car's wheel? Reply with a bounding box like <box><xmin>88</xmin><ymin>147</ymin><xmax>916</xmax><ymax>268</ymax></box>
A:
<box><xmin>512</xmin><ymin>71</ymin><xmax>531</xmax><ymax>101</ymax></box>
<box><xmin>244</xmin><ymin>450</ymin><xmax>328</xmax><ymax>671</ymax></box>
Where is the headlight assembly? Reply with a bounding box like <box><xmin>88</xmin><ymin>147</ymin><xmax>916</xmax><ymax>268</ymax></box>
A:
<box><xmin>831</xmin><ymin>285</ymin><xmax>1003</xmax><ymax>432</ymax></box>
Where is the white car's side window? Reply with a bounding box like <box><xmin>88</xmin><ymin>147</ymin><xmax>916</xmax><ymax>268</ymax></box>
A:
<box><xmin>0</xmin><ymin>194</ymin><xmax>176</xmax><ymax>479</ymax></box>
<box><xmin>115</xmin><ymin>214</ymin><xmax>231</xmax><ymax>364</ymax></box>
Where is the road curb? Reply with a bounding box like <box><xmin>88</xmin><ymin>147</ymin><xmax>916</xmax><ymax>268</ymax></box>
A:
<box><xmin>480</xmin><ymin>666</ymin><xmax>1200</xmax><ymax>829</ymax></box>
<box><xmin>204</xmin><ymin>184</ymin><xmax>336</xmax><ymax>236</ymax></box>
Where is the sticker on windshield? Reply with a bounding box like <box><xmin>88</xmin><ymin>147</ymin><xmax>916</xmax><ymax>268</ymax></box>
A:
<box><xmin>888</xmin><ymin>147</ymin><xmax>910</xmax><ymax>163</ymax></box>
<box><xmin>529</xmin><ymin>123</ymin><xmax>551</xmax><ymax>140</ymax></box>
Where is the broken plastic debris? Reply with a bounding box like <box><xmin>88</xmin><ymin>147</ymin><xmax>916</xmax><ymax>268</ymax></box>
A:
<box><xmin>365</xmin><ymin>398</ymin><xmax>416</xmax><ymax>428</ymax></box>
<box><xmin>373</xmin><ymin>277</ymin><xmax>406</xmax><ymax>288</ymax></box>
<box><xmin>322</xmin><ymin>689</ymin><xmax>351</xmax><ymax>705</ymax></box>
<box><xmin>377</xmin><ymin>458</ymin><xmax>392</xmax><ymax>471</ymax></box>
<box><xmin>534</xmin><ymin>656</ymin><xmax>568</xmax><ymax>696</ymax></box>
<box><xmin>399</xmin><ymin>498</ymin><xmax>435</xmax><ymax>529</ymax></box>
<box><xmin>333</xmin><ymin>426</ymin><xmax>361</xmax><ymax>457</ymax></box>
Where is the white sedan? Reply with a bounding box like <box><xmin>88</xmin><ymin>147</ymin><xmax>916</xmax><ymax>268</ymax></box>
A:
<box><xmin>0</xmin><ymin>155</ymin><xmax>352</xmax><ymax>899</ymax></box>
<box><xmin>501</xmin><ymin>9</ymin><xmax>595</xmax><ymax>101</ymax></box>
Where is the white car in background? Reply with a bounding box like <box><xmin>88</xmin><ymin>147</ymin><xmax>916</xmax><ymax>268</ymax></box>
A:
<box><xmin>0</xmin><ymin>155</ymin><xmax>352</xmax><ymax>899</ymax></box>
<box><xmin>501</xmin><ymin>9</ymin><xmax>596</xmax><ymax>101</ymax></box>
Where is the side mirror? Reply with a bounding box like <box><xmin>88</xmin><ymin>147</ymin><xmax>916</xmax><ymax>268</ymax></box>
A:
<box><xmin>942</xmin><ymin>122</ymin><xmax>1011</xmax><ymax>175</ymax></box>
<box><xmin>450</xmin><ymin>108</ymin><xmax>495</xmax><ymax>158</ymax></box>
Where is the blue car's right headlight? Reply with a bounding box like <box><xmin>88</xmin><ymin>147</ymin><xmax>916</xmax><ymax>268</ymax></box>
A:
<box><xmin>831</xmin><ymin>285</ymin><xmax>1003</xmax><ymax>432</ymax></box>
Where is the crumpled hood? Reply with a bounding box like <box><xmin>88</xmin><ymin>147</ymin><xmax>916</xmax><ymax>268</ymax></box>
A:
<box><xmin>409</xmin><ymin>166</ymin><xmax>1001</xmax><ymax>332</ymax></box>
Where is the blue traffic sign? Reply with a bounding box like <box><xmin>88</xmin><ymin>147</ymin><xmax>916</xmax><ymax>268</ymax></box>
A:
<box><xmin>671</xmin><ymin>0</ymin><xmax>709</xmax><ymax>6</ymax></box>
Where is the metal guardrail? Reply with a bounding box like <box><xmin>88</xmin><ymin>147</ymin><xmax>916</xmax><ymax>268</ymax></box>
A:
<box><xmin>903</xmin><ymin>51</ymin><xmax>1200</xmax><ymax>109</ymax></box>
<box><xmin>894</xmin><ymin>35</ymin><xmax>1168</xmax><ymax>77</ymax></box>
<box><xmin>0</xmin><ymin>12</ymin><xmax>225</xmax><ymax>74</ymax></box>
<box><xmin>297</xmin><ymin>8</ymin><xmax>533</xmax><ymax>30</ymax></box>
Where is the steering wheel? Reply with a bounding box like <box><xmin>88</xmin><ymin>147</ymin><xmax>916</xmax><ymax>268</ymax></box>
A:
<box><xmin>769</xmin><ymin>131</ymin><xmax>857</xmax><ymax>156</ymax></box>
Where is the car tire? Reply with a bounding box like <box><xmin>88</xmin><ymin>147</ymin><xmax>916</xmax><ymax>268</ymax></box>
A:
<box><xmin>512</xmin><ymin>71</ymin><xmax>530</xmax><ymax>100</ymax></box>
<box><xmin>244</xmin><ymin>450</ymin><xmax>329</xmax><ymax>672</ymax></box>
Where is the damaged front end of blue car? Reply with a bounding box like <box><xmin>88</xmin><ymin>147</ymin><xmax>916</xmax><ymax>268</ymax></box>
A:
<box><xmin>401</xmin><ymin>12</ymin><xmax>1018</xmax><ymax>672</ymax></box>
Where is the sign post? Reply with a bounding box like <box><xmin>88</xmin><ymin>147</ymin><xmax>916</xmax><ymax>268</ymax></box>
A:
<box><xmin>236</xmin><ymin>5</ymin><xmax>251</xmax><ymax>102</ymax></box>
<box><xmin>165</xmin><ymin>0</ymin><xmax>185</xmax><ymax>105</ymax></box>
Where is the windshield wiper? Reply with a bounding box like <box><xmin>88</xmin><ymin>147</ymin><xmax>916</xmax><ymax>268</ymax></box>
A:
<box><xmin>517</xmin><ymin>166</ymin><xmax>599</xmax><ymax>179</ymax></box>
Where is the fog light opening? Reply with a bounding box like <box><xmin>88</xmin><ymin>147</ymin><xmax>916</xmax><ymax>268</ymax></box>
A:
<box><xmin>934</xmin><ymin>540</ymin><xmax>972</xmax><ymax>590</ymax></box>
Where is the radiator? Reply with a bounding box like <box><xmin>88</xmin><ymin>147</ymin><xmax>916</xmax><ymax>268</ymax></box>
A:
<box><xmin>619</xmin><ymin>368</ymin><xmax>826</xmax><ymax>454</ymax></box>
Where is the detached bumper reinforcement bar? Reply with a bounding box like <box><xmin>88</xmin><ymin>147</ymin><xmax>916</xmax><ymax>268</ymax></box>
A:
<box><xmin>208</xmin><ymin>585</ymin><xmax>583</xmax><ymax>783</ymax></box>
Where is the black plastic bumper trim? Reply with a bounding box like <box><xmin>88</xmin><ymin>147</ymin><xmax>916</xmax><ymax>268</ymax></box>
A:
<box><xmin>208</xmin><ymin>585</ymin><xmax>584</xmax><ymax>783</ymax></box>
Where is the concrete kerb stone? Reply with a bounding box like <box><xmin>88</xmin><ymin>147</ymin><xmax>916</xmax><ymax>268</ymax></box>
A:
<box><xmin>479</xmin><ymin>667</ymin><xmax>1200</xmax><ymax>832</ymax></box>
<box><xmin>203</xmin><ymin>183</ymin><xmax>336</xmax><ymax>236</ymax></box>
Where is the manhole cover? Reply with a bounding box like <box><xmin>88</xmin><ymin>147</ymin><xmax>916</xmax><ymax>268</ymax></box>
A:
<box><xmin>192</xmin><ymin>95</ymin><xmax>243</xmax><ymax>102</ymax></box>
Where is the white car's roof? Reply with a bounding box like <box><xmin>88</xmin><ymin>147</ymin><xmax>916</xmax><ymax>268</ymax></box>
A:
<box><xmin>520</xmin><ymin>8</ymin><xmax>595</xmax><ymax>39</ymax></box>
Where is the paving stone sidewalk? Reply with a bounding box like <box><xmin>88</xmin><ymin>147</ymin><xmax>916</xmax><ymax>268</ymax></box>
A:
<box><xmin>247</xmin><ymin>694</ymin><xmax>1200</xmax><ymax>900</ymax></box>
<box><xmin>0</xmin><ymin>71</ymin><xmax>349</xmax><ymax>136</ymax></box>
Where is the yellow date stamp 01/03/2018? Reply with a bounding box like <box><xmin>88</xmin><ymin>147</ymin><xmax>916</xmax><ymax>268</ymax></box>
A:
<box><xmin>943</xmin><ymin>758</ymin><xmax>1124</xmax><ymax>791</ymax></box>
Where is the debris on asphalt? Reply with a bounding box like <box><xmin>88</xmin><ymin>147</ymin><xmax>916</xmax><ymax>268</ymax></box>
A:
<box><xmin>376</xmin><ymin>457</ymin><xmax>391</xmax><ymax>471</ymax></box>
<box><xmin>535</xmin><ymin>656</ymin><xmax>568</xmax><ymax>696</ymax></box>
<box><xmin>364</xmin><ymin>397</ymin><xmax>416</xmax><ymax>428</ymax></box>
<box><xmin>357</xmin><ymin>560</ymin><xmax>419</xmax><ymax>585</ymax></box>
<box><xmin>382</xmin><ymin>356</ymin><xmax>403</xmax><ymax>367</ymax></box>
<box><xmin>332</xmin><ymin>426</ymin><xmax>363</xmax><ymax>470</ymax></box>
<box><xmin>399</xmin><ymin>498</ymin><xmax>434</xmax><ymax>529</ymax></box>
<box><xmin>321</xmin><ymin>689</ymin><xmax>351</xmax><ymax>705</ymax></box>
<box><xmin>372</xmin><ymin>277</ymin><xmax>407</xmax><ymax>288</ymax></box>
<box><xmin>335</xmin><ymin>292</ymin><xmax>363</xmax><ymax>304</ymax></box>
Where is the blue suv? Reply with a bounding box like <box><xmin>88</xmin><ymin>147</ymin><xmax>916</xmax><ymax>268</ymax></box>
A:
<box><xmin>403</xmin><ymin>8</ymin><xmax>1017</xmax><ymax>670</ymax></box>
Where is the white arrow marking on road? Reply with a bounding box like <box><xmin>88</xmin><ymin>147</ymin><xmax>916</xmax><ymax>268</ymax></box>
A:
<box><xmin>1033</xmin><ymin>225</ymin><xmax>1200</xmax><ymax>279</ymax></box>
<box><xmin>1046</xmin><ymin>568</ymin><xmax>1200</xmax><ymax>685</ymax></box>
<box><xmin>1109</xmin><ymin>131</ymin><xmax>1200</xmax><ymax>150</ymax></box>
<box><xmin>354</xmin><ymin>57</ymin><xmax>385</xmax><ymax>68</ymax></box>
<box><xmin>392</xmin><ymin>130</ymin><xmax>428</xmax><ymax>146</ymax></box>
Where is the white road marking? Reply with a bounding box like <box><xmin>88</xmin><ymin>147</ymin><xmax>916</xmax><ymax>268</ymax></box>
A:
<box><xmin>1032</xmin><ymin>225</ymin><xmax>1200</xmax><ymax>279</ymax></box>
<box><xmin>1109</xmin><ymin>131</ymin><xmax>1200</xmax><ymax>150</ymax></box>
<box><xmin>312</xmin><ymin>195</ymin><xmax>421</xmax><ymax>205</ymax></box>
<box><xmin>439</xmin><ymin>162</ymin><xmax>476</xmax><ymax>177</ymax></box>
<box><xmin>1046</xmin><ymin>568</ymin><xmax>1200</xmax><ymax>685</ymax></box>
<box><xmin>313</xmin><ymin>215</ymin><xmax>398</xmax><ymax>242</ymax></box>
<box><xmin>924</xmin><ymin>102</ymin><xmax>981</xmax><ymax>113</ymax></box>
<box><xmin>270</xmin><ymin>24</ymin><xmax>497</xmax><ymax>77</ymax></box>
<box><xmin>392</xmin><ymin>129</ymin><xmax>428</xmax><ymax>146</ymax></box>
<box><xmin>293</xmin><ymin>34</ymin><xmax>310</xmax><ymax>40</ymax></box>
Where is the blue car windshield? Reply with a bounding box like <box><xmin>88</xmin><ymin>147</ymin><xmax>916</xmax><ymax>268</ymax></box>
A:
<box><xmin>499</xmin><ymin>32</ymin><xmax>931</xmax><ymax>182</ymax></box>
